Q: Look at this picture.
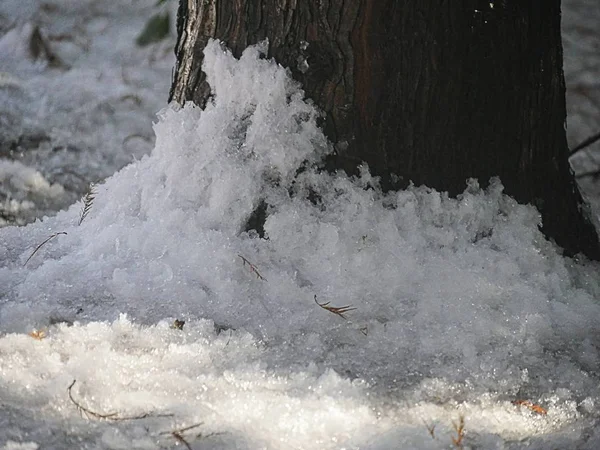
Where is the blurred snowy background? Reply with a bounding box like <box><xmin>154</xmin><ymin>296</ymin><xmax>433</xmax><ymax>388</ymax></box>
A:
<box><xmin>1</xmin><ymin>2</ymin><xmax>600</xmax><ymax>450</ymax></box>
<box><xmin>0</xmin><ymin>0</ymin><xmax>177</xmax><ymax>226</ymax></box>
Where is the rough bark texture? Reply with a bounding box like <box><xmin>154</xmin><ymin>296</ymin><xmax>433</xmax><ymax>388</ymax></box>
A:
<box><xmin>170</xmin><ymin>0</ymin><xmax>600</xmax><ymax>259</ymax></box>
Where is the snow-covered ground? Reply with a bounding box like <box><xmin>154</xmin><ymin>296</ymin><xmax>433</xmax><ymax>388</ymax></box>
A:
<box><xmin>0</xmin><ymin>0</ymin><xmax>176</xmax><ymax>225</ymax></box>
<box><xmin>1</xmin><ymin>2</ymin><xmax>600</xmax><ymax>450</ymax></box>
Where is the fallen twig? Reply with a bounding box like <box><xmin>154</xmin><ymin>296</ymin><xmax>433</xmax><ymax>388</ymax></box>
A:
<box><xmin>67</xmin><ymin>380</ymin><xmax>173</xmax><ymax>421</ymax></box>
<box><xmin>24</xmin><ymin>232</ymin><xmax>67</xmax><ymax>266</ymax></box>
<box><xmin>314</xmin><ymin>295</ymin><xmax>356</xmax><ymax>320</ymax></box>
<box><xmin>238</xmin><ymin>255</ymin><xmax>274</xmax><ymax>320</ymax></box>
<box><xmin>238</xmin><ymin>254</ymin><xmax>267</xmax><ymax>281</ymax></box>
<box><xmin>159</xmin><ymin>422</ymin><xmax>221</xmax><ymax>449</ymax></box>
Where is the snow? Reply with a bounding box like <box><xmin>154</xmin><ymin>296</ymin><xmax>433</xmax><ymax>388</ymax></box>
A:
<box><xmin>0</xmin><ymin>159</ymin><xmax>65</xmax><ymax>226</ymax></box>
<box><xmin>1</xmin><ymin>36</ymin><xmax>600</xmax><ymax>449</ymax></box>
<box><xmin>1</xmin><ymin>2</ymin><xmax>600</xmax><ymax>449</ymax></box>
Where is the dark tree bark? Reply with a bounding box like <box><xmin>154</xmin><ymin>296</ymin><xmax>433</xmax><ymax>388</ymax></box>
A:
<box><xmin>169</xmin><ymin>0</ymin><xmax>600</xmax><ymax>259</ymax></box>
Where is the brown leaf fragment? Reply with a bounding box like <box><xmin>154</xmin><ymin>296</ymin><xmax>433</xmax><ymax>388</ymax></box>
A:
<box><xmin>28</xmin><ymin>329</ymin><xmax>46</xmax><ymax>340</ymax></box>
<box><xmin>512</xmin><ymin>399</ymin><xmax>547</xmax><ymax>415</ymax></box>
<box><xmin>172</xmin><ymin>319</ymin><xmax>185</xmax><ymax>330</ymax></box>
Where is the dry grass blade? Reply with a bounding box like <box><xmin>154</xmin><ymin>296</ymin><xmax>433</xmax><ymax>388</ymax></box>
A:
<box><xmin>24</xmin><ymin>232</ymin><xmax>67</xmax><ymax>266</ymax></box>
<box><xmin>238</xmin><ymin>254</ymin><xmax>267</xmax><ymax>281</ymax></box>
<box><xmin>67</xmin><ymin>380</ymin><xmax>173</xmax><ymax>421</ymax></box>
<box><xmin>237</xmin><ymin>254</ymin><xmax>273</xmax><ymax>319</ymax></box>
<box><xmin>452</xmin><ymin>415</ymin><xmax>465</xmax><ymax>448</ymax></box>
<box><xmin>423</xmin><ymin>420</ymin><xmax>436</xmax><ymax>439</ymax></box>
<box><xmin>314</xmin><ymin>295</ymin><xmax>356</xmax><ymax>320</ymax></box>
<box><xmin>159</xmin><ymin>422</ymin><xmax>222</xmax><ymax>450</ymax></box>
<box><xmin>78</xmin><ymin>183</ymin><xmax>96</xmax><ymax>225</ymax></box>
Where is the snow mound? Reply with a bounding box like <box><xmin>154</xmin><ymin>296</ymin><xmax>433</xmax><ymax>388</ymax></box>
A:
<box><xmin>1</xmin><ymin>39</ymin><xmax>600</xmax><ymax>449</ymax></box>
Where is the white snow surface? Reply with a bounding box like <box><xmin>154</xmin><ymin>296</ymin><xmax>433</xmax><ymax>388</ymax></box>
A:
<box><xmin>2</xmin><ymin>39</ymin><xmax>600</xmax><ymax>449</ymax></box>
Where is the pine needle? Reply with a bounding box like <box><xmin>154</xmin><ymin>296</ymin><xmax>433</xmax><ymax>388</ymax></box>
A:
<box><xmin>238</xmin><ymin>254</ymin><xmax>267</xmax><ymax>281</ymax></box>
<box><xmin>78</xmin><ymin>183</ymin><xmax>96</xmax><ymax>225</ymax></box>
<box><xmin>159</xmin><ymin>423</ymin><xmax>222</xmax><ymax>449</ymax></box>
<box><xmin>159</xmin><ymin>422</ymin><xmax>203</xmax><ymax>450</ymax></box>
<box><xmin>314</xmin><ymin>295</ymin><xmax>356</xmax><ymax>320</ymax></box>
<box><xmin>24</xmin><ymin>232</ymin><xmax>67</xmax><ymax>266</ymax></box>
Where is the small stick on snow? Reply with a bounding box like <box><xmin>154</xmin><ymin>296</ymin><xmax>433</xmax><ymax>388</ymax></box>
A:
<box><xmin>67</xmin><ymin>380</ymin><xmax>173</xmax><ymax>421</ymax></box>
<box><xmin>159</xmin><ymin>422</ymin><xmax>221</xmax><ymax>450</ymax></box>
<box><xmin>67</xmin><ymin>380</ymin><xmax>118</xmax><ymax>420</ymax></box>
<box><xmin>314</xmin><ymin>295</ymin><xmax>356</xmax><ymax>320</ymax></box>
<box><xmin>24</xmin><ymin>232</ymin><xmax>67</xmax><ymax>266</ymax></box>
<box><xmin>237</xmin><ymin>255</ymin><xmax>273</xmax><ymax>321</ymax></box>
<box><xmin>238</xmin><ymin>254</ymin><xmax>267</xmax><ymax>281</ymax></box>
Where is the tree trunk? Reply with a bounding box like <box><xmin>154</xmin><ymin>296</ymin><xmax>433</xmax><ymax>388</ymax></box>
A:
<box><xmin>169</xmin><ymin>0</ymin><xmax>600</xmax><ymax>260</ymax></box>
